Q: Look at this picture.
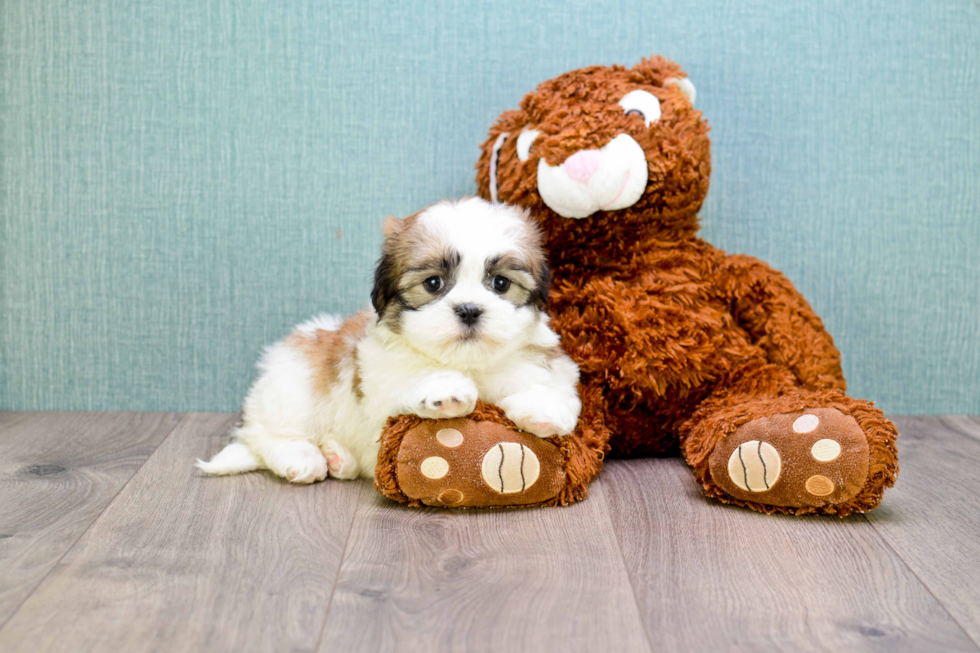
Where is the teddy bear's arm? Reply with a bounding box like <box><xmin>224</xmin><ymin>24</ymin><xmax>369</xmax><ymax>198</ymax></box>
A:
<box><xmin>718</xmin><ymin>254</ymin><xmax>847</xmax><ymax>391</ymax></box>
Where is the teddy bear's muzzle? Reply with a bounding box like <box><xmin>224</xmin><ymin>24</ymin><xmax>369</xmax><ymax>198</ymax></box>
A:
<box><xmin>536</xmin><ymin>133</ymin><xmax>649</xmax><ymax>219</ymax></box>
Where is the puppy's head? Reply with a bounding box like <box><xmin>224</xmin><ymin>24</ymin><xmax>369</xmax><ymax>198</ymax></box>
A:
<box><xmin>371</xmin><ymin>197</ymin><xmax>551</xmax><ymax>367</ymax></box>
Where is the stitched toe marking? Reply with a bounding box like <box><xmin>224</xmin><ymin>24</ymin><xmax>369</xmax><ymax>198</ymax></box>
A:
<box><xmin>438</xmin><ymin>489</ymin><xmax>464</xmax><ymax>504</ymax></box>
<box><xmin>806</xmin><ymin>475</ymin><xmax>835</xmax><ymax>496</ymax></box>
<box><xmin>436</xmin><ymin>428</ymin><xmax>464</xmax><ymax>448</ymax></box>
<box><xmin>420</xmin><ymin>456</ymin><xmax>449</xmax><ymax>479</ymax></box>
<box><xmin>481</xmin><ymin>443</ymin><xmax>540</xmax><ymax>494</ymax></box>
<box><xmin>811</xmin><ymin>438</ymin><xmax>842</xmax><ymax>462</ymax></box>
<box><xmin>726</xmin><ymin>440</ymin><xmax>781</xmax><ymax>492</ymax></box>
<box><xmin>793</xmin><ymin>414</ymin><xmax>819</xmax><ymax>433</ymax></box>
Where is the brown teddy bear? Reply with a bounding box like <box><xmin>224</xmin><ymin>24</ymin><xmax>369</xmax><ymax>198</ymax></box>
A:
<box><xmin>376</xmin><ymin>56</ymin><xmax>898</xmax><ymax>516</ymax></box>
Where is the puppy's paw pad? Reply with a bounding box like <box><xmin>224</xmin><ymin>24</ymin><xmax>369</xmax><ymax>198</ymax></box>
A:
<box><xmin>429</xmin><ymin>396</ymin><xmax>462</xmax><ymax>409</ymax></box>
<box><xmin>412</xmin><ymin>374</ymin><xmax>478</xmax><ymax>419</ymax></box>
<box><xmin>321</xmin><ymin>440</ymin><xmax>360</xmax><ymax>480</ymax></box>
<box><xmin>513</xmin><ymin>417</ymin><xmax>564</xmax><ymax>438</ymax></box>
<box><xmin>500</xmin><ymin>390</ymin><xmax>578</xmax><ymax>438</ymax></box>
<box><xmin>529</xmin><ymin>422</ymin><xmax>560</xmax><ymax>438</ymax></box>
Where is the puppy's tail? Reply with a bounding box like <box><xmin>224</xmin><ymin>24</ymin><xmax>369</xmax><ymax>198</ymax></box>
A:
<box><xmin>196</xmin><ymin>442</ymin><xmax>262</xmax><ymax>476</ymax></box>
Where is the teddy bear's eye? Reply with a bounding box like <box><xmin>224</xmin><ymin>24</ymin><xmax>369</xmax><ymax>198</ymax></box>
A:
<box><xmin>516</xmin><ymin>127</ymin><xmax>540</xmax><ymax>162</ymax></box>
<box><xmin>619</xmin><ymin>90</ymin><xmax>662</xmax><ymax>127</ymax></box>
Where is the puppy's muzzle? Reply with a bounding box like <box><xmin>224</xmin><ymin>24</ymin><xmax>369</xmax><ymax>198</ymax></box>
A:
<box><xmin>453</xmin><ymin>304</ymin><xmax>483</xmax><ymax>327</ymax></box>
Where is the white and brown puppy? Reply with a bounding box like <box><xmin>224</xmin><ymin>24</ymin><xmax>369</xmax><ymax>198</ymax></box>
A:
<box><xmin>197</xmin><ymin>197</ymin><xmax>581</xmax><ymax>483</ymax></box>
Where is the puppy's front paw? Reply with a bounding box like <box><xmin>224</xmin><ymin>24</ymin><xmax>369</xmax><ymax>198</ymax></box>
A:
<box><xmin>409</xmin><ymin>372</ymin><xmax>478</xmax><ymax>419</ymax></box>
<box><xmin>500</xmin><ymin>388</ymin><xmax>579</xmax><ymax>438</ymax></box>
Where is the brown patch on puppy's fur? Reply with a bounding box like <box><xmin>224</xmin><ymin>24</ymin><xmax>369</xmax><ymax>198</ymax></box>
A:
<box><xmin>287</xmin><ymin>311</ymin><xmax>371</xmax><ymax>398</ymax></box>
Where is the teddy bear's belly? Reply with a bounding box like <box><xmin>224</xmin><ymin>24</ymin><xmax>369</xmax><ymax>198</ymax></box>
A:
<box><xmin>550</xmin><ymin>281</ymin><xmax>764</xmax><ymax>456</ymax></box>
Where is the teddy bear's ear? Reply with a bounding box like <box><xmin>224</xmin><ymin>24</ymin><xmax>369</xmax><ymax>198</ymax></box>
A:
<box><xmin>666</xmin><ymin>77</ymin><xmax>696</xmax><ymax>106</ymax></box>
<box><xmin>631</xmin><ymin>56</ymin><xmax>695</xmax><ymax>105</ymax></box>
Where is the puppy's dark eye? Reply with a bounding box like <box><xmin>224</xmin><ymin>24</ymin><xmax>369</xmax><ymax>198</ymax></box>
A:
<box><xmin>423</xmin><ymin>276</ymin><xmax>443</xmax><ymax>293</ymax></box>
<box><xmin>625</xmin><ymin>109</ymin><xmax>644</xmax><ymax>120</ymax></box>
<box><xmin>492</xmin><ymin>275</ymin><xmax>511</xmax><ymax>293</ymax></box>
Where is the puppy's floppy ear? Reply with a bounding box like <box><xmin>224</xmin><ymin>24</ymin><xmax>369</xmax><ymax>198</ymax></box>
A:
<box><xmin>373</xmin><ymin>214</ymin><xmax>414</xmax><ymax>318</ymax></box>
<box><xmin>371</xmin><ymin>251</ymin><xmax>398</xmax><ymax>318</ymax></box>
<box><xmin>512</xmin><ymin>206</ymin><xmax>550</xmax><ymax>308</ymax></box>
<box><xmin>381</xmin><ymin>216</ymin><xmax>404</xmax><ymax>238</ymax></box>
<box><xmin>530</xmin><ymin>259</ymin><xmax>551</xmax><ymax>309</ymax></box>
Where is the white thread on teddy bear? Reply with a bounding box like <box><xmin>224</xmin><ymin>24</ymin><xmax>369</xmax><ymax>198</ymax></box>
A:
<box><xmin>489</xmin><ymin>132</ymin><xmax>509</xmax><ymax>204</ymax></box>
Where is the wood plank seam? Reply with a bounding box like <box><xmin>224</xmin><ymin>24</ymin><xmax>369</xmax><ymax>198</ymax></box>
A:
<box><xmin>860</xmin><ymin>511</ymin><xmax>980</xmax><ymax>651</ymax></box>
<box><xmin>316</xmin><ymin>476</ymin><xmax>653</xmax><ymax>651</ymax></box>
<box><xmin>859</xmin><ymin>415</ymin><xmax>980</xmax><ymax>650</ymax></box>
<box><xmin>312</xmin><ymin>481</ymin><xmax>368</xmax><ymax>652</ymax></box>
<box><xmin>599</xmin><ymin>455</ymin><xmax>980</xmax><ymax>651</ymax></box>
<box><xmin>0</xmin><ymin>412</ymin><xmax>185</xmax><ymax>634</ymax></box>
<box><xmin>951</xmin><ymin>416</ymin><xmax>980</xmax><ymax>444</ymax></box>
<box><xmin>596</xmin><ymin>480</ymin><xmax>656</xmax><ymax>653</ymax></box>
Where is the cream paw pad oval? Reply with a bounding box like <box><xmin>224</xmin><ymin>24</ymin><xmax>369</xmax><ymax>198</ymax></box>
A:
<box><xmin>726</xmin><ymin>440</ymin><xmax>781</xmax><ymax>492</ymax></box>
<box><xmin>481</xmin><ymin>443</ymin><xmax>540</xmax><ymax>494</ymax></box>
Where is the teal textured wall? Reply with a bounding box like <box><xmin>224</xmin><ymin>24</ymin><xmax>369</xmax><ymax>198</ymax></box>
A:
<box><xmin>2</xmin><ymin>0</ymin><xmax>978</xmax><ymax>413</ymax></box>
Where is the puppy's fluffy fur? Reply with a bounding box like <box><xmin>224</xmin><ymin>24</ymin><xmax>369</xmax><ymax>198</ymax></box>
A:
<box><xmin>198</xmin><ymin>198</ymin><xmax>581</xmax><ymax>483</ymax></box>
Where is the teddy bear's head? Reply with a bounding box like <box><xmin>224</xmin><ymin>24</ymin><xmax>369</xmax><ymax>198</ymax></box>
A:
<box><xmin>476</xmin><ymin>56</ymin><xmax>711</xmax><ymax>259</ymax></box>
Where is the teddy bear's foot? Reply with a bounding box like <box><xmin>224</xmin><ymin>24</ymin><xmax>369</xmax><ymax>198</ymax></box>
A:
<box><xmin>707</xmin><ymin>407</ymin><xmax>871</xmax><ymax>509</ymax></box>
<box><xmin>376</xmin><ymin>414</ymin><xmax>568</xmax><ymax>508</ymax></box>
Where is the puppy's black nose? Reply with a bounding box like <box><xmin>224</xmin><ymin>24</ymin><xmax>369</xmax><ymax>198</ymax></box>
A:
<box><xmin>454</xmin><ymin>304</ymin><xmax>483</xmax><ymax>326</ymax></box>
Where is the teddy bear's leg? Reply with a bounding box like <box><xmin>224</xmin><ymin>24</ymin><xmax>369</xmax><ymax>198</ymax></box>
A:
<box><xmin>375</xmin><ymin>385</ymin><xmax>611</xmax><ymax>508</ymax></box>
<box><xmin>680</xmin><ymin>362</ymin><xmax>898</xmax><ymax>516</ymax></box>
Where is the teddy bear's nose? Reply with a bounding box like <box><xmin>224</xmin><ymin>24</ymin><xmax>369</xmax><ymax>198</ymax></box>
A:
<box><xmin>561</xmin><ymin>150</ymin><xmax>601</xmax><ymax>185</ymax></box>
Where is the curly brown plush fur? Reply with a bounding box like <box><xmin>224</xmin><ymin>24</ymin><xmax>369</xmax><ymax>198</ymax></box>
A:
<box><xmin>379</xmin><ymin>55</ymin><xmax>897</xmax><ymax>516</ymax></box>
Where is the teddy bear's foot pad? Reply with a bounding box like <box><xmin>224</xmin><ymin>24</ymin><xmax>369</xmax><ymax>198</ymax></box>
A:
<box><xmin>394</xmin><ymin>418</ymin><xmax>566</xmax><ymax>508</ymax></box>
<box><xmin>708</xmin><ymin>408</ymin><xmax>870</xmax><ymax>508</ymax></box>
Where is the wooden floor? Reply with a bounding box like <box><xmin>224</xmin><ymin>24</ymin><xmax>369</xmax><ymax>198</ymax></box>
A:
<box><xmin>1</xmin><ymin>414</ymin><xmax>978</xmax><ymax>652</ymax></box>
